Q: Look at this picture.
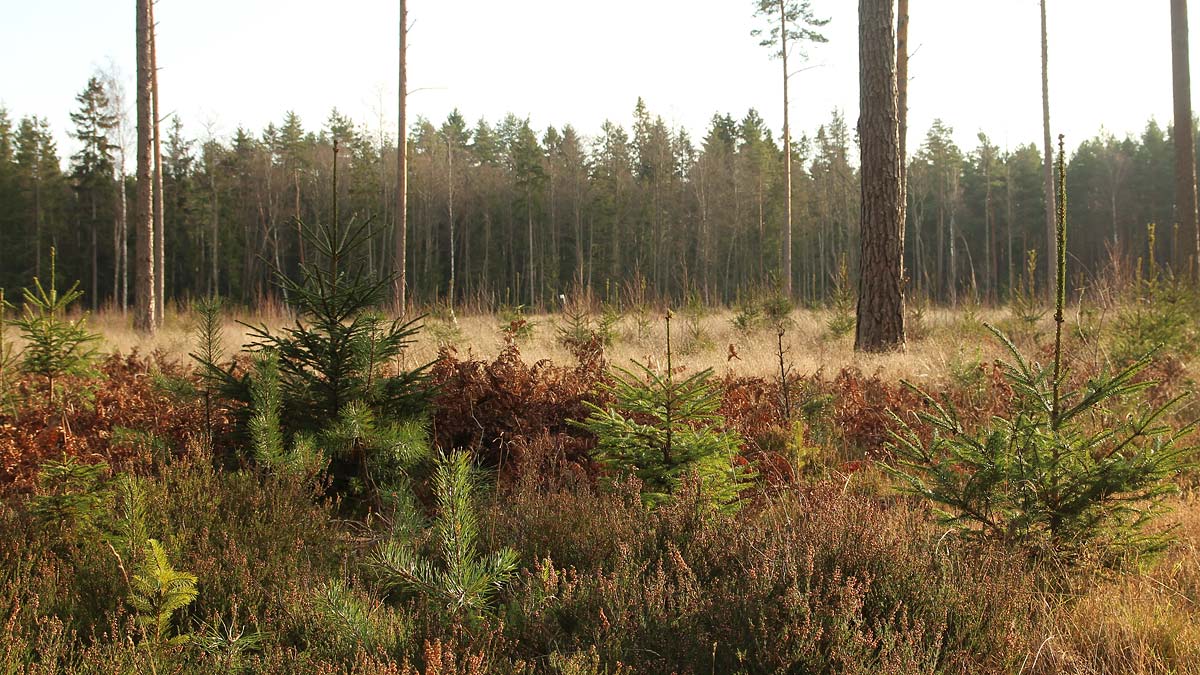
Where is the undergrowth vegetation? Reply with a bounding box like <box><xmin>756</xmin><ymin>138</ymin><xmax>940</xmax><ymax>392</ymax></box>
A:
<box><xmin>2</xmin><ymin>155</ymin><xmax>1199</xmax><ymax>673</ymax></box>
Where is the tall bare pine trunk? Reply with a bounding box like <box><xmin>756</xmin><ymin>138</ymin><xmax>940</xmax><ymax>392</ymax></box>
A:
<box><xmin>897</xmin><ymin>0</ymin><xmax>908</xmax><ymax>285</ymax></box>
<box><xmin>855</xmin><ymin>0</ymin><xmax>905</xmax><ymax>352</ymax></box>
<box><xmin>779</xmin><ymin>0</ymin><xmax>794</xmax><ymax>299</ymax></box>
<box><xmin>1172</xmin><ymin>0</ymin><xmax>1199</xmax><ymax>276</ymax></box>
<box><xmin>394</xmin><ymin>0</ymin><xmax>408</xmax><ymax>312</ymax></box>
<box><xmin>134</xmin><ymin>0</ymin><xmax>156</xmax><ymax>333</ymax></box>
<box><xmin>151</xmin><ymin>0</ymin><xmax>165</xmax><ymax>325</ymax></box>
<box><xmin>1040</xmin><ymin>0</ymin><xmax>1057</xmax><ymax>299</ymax></box>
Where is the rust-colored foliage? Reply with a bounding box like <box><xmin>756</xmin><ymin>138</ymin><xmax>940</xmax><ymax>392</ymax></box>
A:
<box><xmin>0</xmin><ymin>351</ymin><xmax>231</xmax><ymax>492</ymax></box>
<box><xmin>830</xmin><ymin>368</ymin><xmax>922</xmax><ymax>459</ymax></box>
<box><xmin>428</xmin><ymin>340</ymin><xmax>605</xmax><ymax>480</ymax></box>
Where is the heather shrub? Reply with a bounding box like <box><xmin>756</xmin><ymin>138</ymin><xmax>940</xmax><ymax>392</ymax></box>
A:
<box><xmin>496</xmin><ymin>480</ymin><xmax>1028</xmax><ymax>674</ymax></box>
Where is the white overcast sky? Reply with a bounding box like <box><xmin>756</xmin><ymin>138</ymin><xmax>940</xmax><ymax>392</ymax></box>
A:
<box><xmin>1</xmin><ymin>1</ymin><xmax>1195</xmax><ymax>163</ymax></box>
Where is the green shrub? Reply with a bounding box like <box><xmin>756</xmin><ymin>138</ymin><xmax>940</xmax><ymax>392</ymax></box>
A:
<box><xmin>129</xmin><ymin>538</ymin><xmax>198</xmax><ymax>645</ymax></box>
<box><xmin>827</xmin><ymin>254</ymin><xmax>856</xmax><ymax>339</ymax></box>
<box><xmin>1007</xmin><ymin>249</ymin><xmax>1046</xmax><ymax>341</ymax></box>
<box><xmin>577</xmin><ymin>314</ymin><xmax>750</xmax><ymax>508</ymax></box>
<box><xmin>13</xmin><ymin>247</ymin><xmax>100</xmax><ymax>404</ymax></box>
<box><xmin>368</xmin><ymin>450</ymin><xmax>519</xmax><ymax>620</ymax></box>
<box><xmin>0</xmin><ymin>288</ymin><xmax>17</xmax><ymax>412</ymax></box>
<box><xmin>30</xmin><ymin>457</ymin><xmax>111</xmax><ymax>534</ymax></box>
<box><xmin>1110</xmin><ymin>224</ymin><xmax>1197</xmax><ymax>364</ymax></box>
<box><xmin>499</xmin><ymin>304</ymin><xmax>536</xmax><ymax>341</ymax></box>
<box><xmin>888</xmin><ymin>139</ymin><xmax>1195</xmax><ymax>563</ymax></box>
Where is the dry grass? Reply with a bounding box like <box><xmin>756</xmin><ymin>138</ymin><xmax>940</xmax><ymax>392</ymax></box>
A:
<box><xmin>76</xmin><ymin>305</ymin><xmax>1025</xmax><ymax>382</ymax></box>
<box><xmin>1023</xmin><ymin>492</ymin><xmax>1200</xmax><ymax>674</ymax></box>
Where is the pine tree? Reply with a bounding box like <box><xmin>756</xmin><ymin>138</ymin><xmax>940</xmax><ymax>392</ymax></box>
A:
<box><xmin>14</xmin><ymin>248</ymin><xmax>100</xmax><ymax>405</ymax></box>
<box><xmin>578</xmin><ymin>313</ymin><xmax>750</xmax><ymax>508</ymax></box>
<box><xmin>367</xmin><ymin>450</ymin><xmax>518</xmax><ymax>619</ymax></box>
<box><xmin>752</xmin><ymin>0</ymin><xmax>830</xmax><ymax>299</ymax></box>
<box><xmin>129</xmin><ymin>539</ymin><xmax>198</xmax><ymax>645</ymax></box>
<box><xmin>888</xmin><ymin>138</ymin><xmax>1195</xmax><ymax>563</ymax></box>
<box><xmin>200</xmin><ymin>142</ymin><xmax>430</xmax><ymax>499</ymax></box>
<box><xmin>69</xmin><ymin>76</ymin><xmax>117</xmax><ymax>309</ymax></box>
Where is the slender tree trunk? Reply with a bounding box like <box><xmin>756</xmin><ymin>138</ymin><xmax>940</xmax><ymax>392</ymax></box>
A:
<box><xmin>91</xmin><ymin>193</ymin><xmax>98</xmax><ymax>311</ymax></box>
<box><xmin>394</xmin><ymin>0</ymin><xmax>408</xmax><ymax>312</ymax></box>
<box><xmin>1172</xmin><ymin>0</ymin><xmax>1199</xmax><ymax>276</ymax></box>
<box><xmin>209</xmin><ymin>159</ymin><xmax>219</xmax><ymax>296</ymax></box>
<box><xmin>1041</xmin><ymin>0</ymin><xmax>1057</xmax><ymax>299</ymax></box>
<box><xmin>985</xmin><ymin>147</ymin><xmax>994</xmax><ymax>300</ymax></box>
<box><xmin>447</xmin><ymin>136</ymin><xmax>455</xmax><ymax>305</ymax></box>
<box><xmin>134</xmin><ymin>0</ymin><xmax>156</xmax><ymax>333</ymax></box>
<box><xmin>949</xmin><ymin>173</ymin><xmax>959</xmax><ymax>305</ymax></box>
<box><xmin>855</xmin><ymin>0</ymin><xmax>904</xmax><ymax>352</ymax></box>
<box><xmin>114</xmin><ymin>166</ymin><xmax>126</xmax><ymax>311</ymax></box>
<box><xmin>1006</xmin><ymin>149</ymin><xmax>1014</xmax><ymax>296</ymax></box>
<box><xmin>896</xmin><ymin>0</ymin><xmax>909</xmax><ymax>279</ymax></box>
<box><xmin>33</xmin><ymin>143</ymin><xmax>42</xmax><ymax>280</ymax></box>
<box><xmin>528</xmin><ymin>187</ymin><xmax>535</xmax><ymax>308</ymax></box>
<box><xmin>779</xmin><ymin>0</ymin><xmax>794</xmax><ymax>299</ymax></box>
<box><xmin>150</xmin><ymin>0</ymin><xmax>165</xmax><ymax>323</ymax></box>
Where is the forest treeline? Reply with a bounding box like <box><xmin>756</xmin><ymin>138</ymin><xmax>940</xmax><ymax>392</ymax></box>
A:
<box><xmin>0</xmin><ymin>85</ymin><xmax>1192</xmax><ymax>310</ymax></box>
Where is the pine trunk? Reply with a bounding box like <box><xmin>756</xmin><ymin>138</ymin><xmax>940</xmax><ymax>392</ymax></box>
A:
<box><xmin>134</xmin><ymin>0</ymin><xmax>156</xmax><ymax>333</ymax></box>
<box><xmin>394</xmin><ymin>0</ymin><xmax>408</xmax><ymax>312</ymax></box>
<box><xmin>896</xmin><ymin>0</ymin><xmax>909</xmax><ymax>267</ymax></box>
<box><xmin>779</xmin><ymin>0</ymin><xmax>793</xmax><ymax>299</ymax></box>
<box><xmin>1041</xmin><ymin>0</ymin><xmax>1057</xmax><ymax>299</ymax></box>
<box><xmin>151</xmin><ymin>0</ymin><xmax>165</xmax><ymax>324</ymax></box>
<box><xmin>854</xmin><ymin>0</ymin><xmax>905</xmax><ymax>352</ymax></box>
<box><xmin>1172</xmin><ymin>0</ymin><xmax>1199</xmax><ymax>276</ymax></box>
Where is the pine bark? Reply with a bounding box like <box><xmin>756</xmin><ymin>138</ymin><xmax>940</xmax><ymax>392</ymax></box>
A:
<box><xmin>1041</xmin><ymin>0</ymin><xmax>1057</xmax><ymax>299</ymax></box>
<box><xmin>854</xmin><ymin>0</ymin><xmax>905</xmax><ymax>352</ymax></box>
<box><xmin>779</xmin><ymin>0</ymin><xmax>793</xmax><ymax>299</ymax></box>
<box><xmin>1172</xmin><ymin>0</ymin><xmax>1199</xmax><ymax>275</ymax></box>
<box><xmin>896</xmin><ymin>0</ymin><xmax>908</xmax><ymax>258</ymax></box>
<box><xmin>151</xmin><ymin>0</ymin><xmax>165</xmax><ymax>324</ymax></box>
<box><xmin>394</xmin><ymin>0</ymin><xmax>408</xmax><ymax>312</ymax></box>
<box><xmin>134</xmin><ymin>0</ymin><xmax>156</xmax><ymax>333</ymax></box>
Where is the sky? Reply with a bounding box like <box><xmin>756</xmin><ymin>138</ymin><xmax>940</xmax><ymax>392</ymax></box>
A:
<box><xmin>1</xmin><ymin>1</ymin><xmax>1196</xmax><ymax>166</ymax></box>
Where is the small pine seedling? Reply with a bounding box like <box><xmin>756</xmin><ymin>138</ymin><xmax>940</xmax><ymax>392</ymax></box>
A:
<box><xmin>367</xmin><ymin>450</ymin><xmax>518</xmax><ymax>619</ymax></box>
<box><xmin>14</xmin><ymin>248</ymin><xmax>100</xmax><ymax>404</ymax></box>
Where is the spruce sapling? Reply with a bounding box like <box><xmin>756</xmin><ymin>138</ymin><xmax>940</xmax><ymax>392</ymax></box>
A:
<box><xmin>887</xmin><ymin>136</ymin><xmax>1195</xmax><ymax>563</ymax></box>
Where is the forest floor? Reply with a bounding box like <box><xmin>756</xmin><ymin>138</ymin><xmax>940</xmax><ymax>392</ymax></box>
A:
<box><xmin>2</xmin><ymin>301</ymin><xmax>1199</xmax><ymax>673</ymax></box>
<box><xmin>90</xmin><ymin>304</ymin><xmax>1024</xmax><ymax>381</ymax></box>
